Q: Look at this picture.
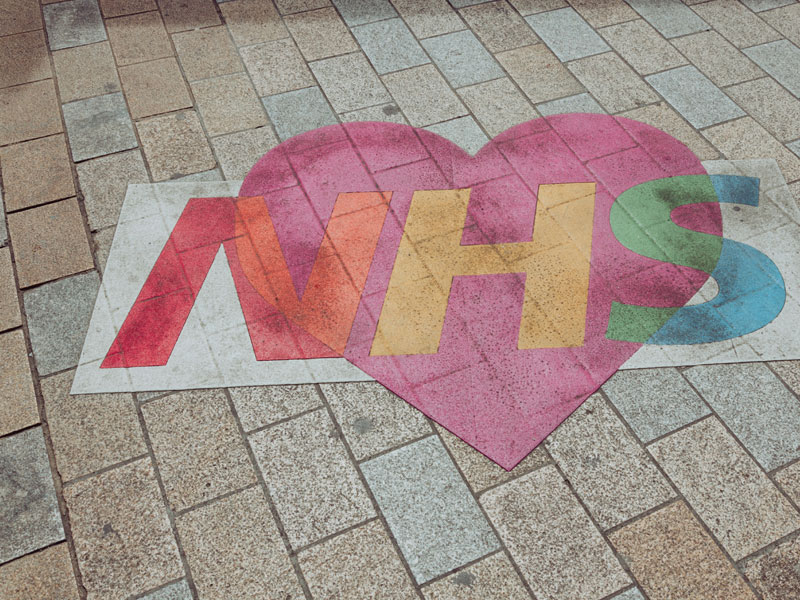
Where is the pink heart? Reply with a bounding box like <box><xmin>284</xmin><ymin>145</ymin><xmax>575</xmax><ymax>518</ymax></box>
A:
<box><xmin>238</xmin><ymin>114</ymin><xmax>714</xmax><ymax>469</ymax></box>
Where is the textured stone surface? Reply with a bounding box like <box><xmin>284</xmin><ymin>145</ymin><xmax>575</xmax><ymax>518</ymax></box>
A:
<box><xmin>105</xmin><ymin>10</ymin><xmax>172</xmax><ymax>66</ymax></box>
<box><xmin>599</xmin><ymin>19</ymin><xmax>686</xmax><ymax>75</ymax></box>
<box><xmin>137</xmin><ymin>580</ymin><xmax>192</xmax><ymax>600</ymax></box>
<box><xmin>176</xmin><ymin>487</ymin><xmax>303</xmax><ymax>599</ymax></box>
<box><xmin>118</xmin><ymin>57</ymin><xmax>192</xmax><ymax>119</ymax></box>
<box><xmin>726</xmin><ymin>76</ymin><xmax>800</xmax><ymax>142</ymax></box>
<box><xmin>620</xmin><ymin>102</ymin><xmax>719</xmax><ymax>160</ymax></box>
<box><xmin>23</xmin><ymin>271</ymin><xmax>100</xmax><ymax>376</ymax></box>
<box><xmin>497</xmin><ymin>44</ymin><xmax>583</xmax><ymax>105</ymax></box>
<box><xmin>43</xmin><ymin>0</ymin><xmax>107</xmax><ymax>50</ymax></box>
<box><xmin>284</xmin><ymin>7</ymin><xmax>358</xmax><ymax>61</ymax></box>
<box><xmin>567</xmin><ymin>52</ymin><xmax>656</xmax><ymax>113</ymax></box>
<box><xmin>172</xmin><ymin>26</ymin><xmax>242</xmax><ymax>81</ymax></box>
<box><xmin>382</xmin><ymin>64</ymin><xmax>467</xmax><ymax>126</ymax></box>
<box><xmin>649</xmin><ymin>417</ymin><xmax>800</xmax><ymax>560</ymax></box>
<box><xmin>0</xmin><ymin>30</ymin><xmax>51</xmax><ymax>89</ymax></box>
<box><xmin>684</xmin><ymin>363</ymin><xmax>800</xmax><ymax>470</ymax></box>
<box><xmin>332</xmin><ymin>0</ymin><xmax>397</xmax><ymax>26</ymax></box>
<box><xmin>42</xmin><ymin>370</ymin><xmax>145</xmax><ymax>481</ymax></box>
<box><xmin>310</xmin><ymin>52</ymin><xmax>391</xmax><ymax>114</ymax></box>
<box><xmin>218</xmin><ymin>0</ymin><xmax>288</xmax><ymax>46</ymax></box>
<box><xmin>391</xmin><ymin>0</ymin><xmax>463</xmax><ymax>39</ymax></box>
<box><xmin>421</xmin><ymin>552</ymin><xmax>532</xmax><ymax>600</ymax></box>
<box><xmin>693</xmin><ymin>0</ymin><xmax>781</xmax><ymax>47</ymax></box>
<box><xmin>545</xmin><ymin>394</ymin><xmax>674</xmax><ymax>529</ymax></box>
<box><xmin>362</xmin><ymin>436</ymin><xmax>499</xmax><ymax>584</ymax></box>
<box><xmin>240</xmin><ymin>38</ymin><xmax>314</xmax><ymax>96</ymax></box>
<box><xmin>141</xmin><ymin>388</ymin><xmax>257</xmax><ymax>511</ymax></box>
<box><xmin>0</xmin><ymin>0</ymin><xmax>43</xmax><ymax>36</ymax></box>
<box><xmin>609</xmin><ymin>501</ymin><xmax>756</xmax><ymax>600</ymax></box>
<box><xmin>229</xmin><ymin>384</ymin><xmax>320</xmax><ymax>432</ymax></box>
<box><xmin>458</xmin><ymin>77</ymin><xmax>537</xmax><ymax>137</ymax></box>
<box><xmin>536</xmin><ymin>92</ymin><xmax>604</xmax><ymax>117</ymax></box>
<box><xmin>191</xmin><ymin>73</ymin><xmax>267</xmax><ymax>137</ymax></box>
<box><xmin>425</xmin><ymin>116</ymin><xmax>489</xmax><ymax>155</ymax></box>
<box><xmin>0</xmin><ymin>247</ymin><xmax>21</xmax><ymax>332</ymax></box>
<box><xmin>0</xmin><ymin>135</ymin><xmax>74</xmax><ymax>212</ymax></box>
<box><xmin>0</xmin><ymin>544</ymin><xmax>79</xmax><ymax>600</ymax></box>
<box><xmin>460</xmin><ymin>1</ymin><xmax>539</xmax><ymax>53</ymax></box>
<box><xmin>421</xmin><ymin>30</ymin><xmax>504</xmax><ymax>88</ymax></box>
<box><xmin>353</xmin><ymin>18</ymin><xmax>430</xmax><ymax>74</ymax></box>
<box><xmin>136</xmin><ymin>110</ymin><xmax>216</xmax><ymax>181</ymax></box>
<box><xmin>7</xmin><ymin>198</ymin><xmax>94</xmax><ymax>288</ymax></box>
<box><xmin>602</xmin><ymin>367</ymin><xmax>710</xmax><ymax>443</ymax></box>
<box><xmin>62</xmin><ymin>92</ymin><xmax>137</xmax><ymax>161</ymax></box>
<box><xmin>671</xmin><ymin>31</ymin><xmax>764</xmax><ymax>88</ymax></box>
<box><xmin>321</xmin><ymin>381</ymin><xmax>431</xmax><ymax>460</ymax></box>
<box><xmin>625</xmin><ymin>0</ymin><xmax>709</xmax><ymax>38</ymax></box>
<box><xmin>98</xmin><ymin>0</ymin><xmax>156</xmax><ymax>17</ymax></box>
<box><xmin>0</xmin><ymin>427</ymin><xmax>64</xmax><ymax>564</ymax></box>
<box><xmin>298</xmin><ymin>519</ymin><xmax>418</xmax><ymax>599</ymax></box>
<box><xmin>249</xmin><ymin>408</ymin><xmax>375</xmax><ymax>548</ymax></box>
<box><xmin>743</xmin><ymin>535</ymin><xmax>800</xmax><ymax>600</ymax></box>
<box><xmin>52</xmin><ymin>41</ymin><xmax>120</xmax><ymax>103</ymax></box>
<box><xmin>770</xmin><ymin>360</ymin><xmax>800</xmax><ymax>396</ymax></box>
<box><xmin>0</xmin><ymin>79</ymin><xmax>62</xmax><ymax>146</ymax></box>
<box><xmin>76</xmin><ymin>149</ymin><xmax>150</xmax><ymax>231</ymax></box>
<box><xmin>525</xmin><ymin>7</ymin><xmax>609</xmax><ymax>62</ymax></box>
<box><xmin>0</xmin><ymin>330</ymin><xmax>39</xmax><ymax>437</ymax></box>
<box><xmin>262</xmin><ymin>86</ymin><xmax>338</xmax><ymax>141</ymax></box>
<box><xmin>481</xmin><ymin>465</ymin><xmax>630</xmax><ymax>600</ymax></box>
<box><xmin>209</xmin><ymin>126</ymin><xmax>279</xmax><ymax>180</ymax></box>
<box><xmin>64</xmin><ymin>458</ymin><xmax>183</xmax><ymax>599</ymax></box>
<box><xmin>158</xmin><ymin>0</ymin><xmax>219</xmax><ymax>32</ymax></box>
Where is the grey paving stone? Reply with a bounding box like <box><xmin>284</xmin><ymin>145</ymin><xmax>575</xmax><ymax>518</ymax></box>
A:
<box><xmin>43</xmin><ymin>0</ymin><xmax>106</xmax><ymax>51</ymax></box>
<box><xmin>624</xmin><ymin>0</ymin><xmax>709</xmax><ymax>38</ymax></box>
<box><xmin>684</xmin><ymin>363</ymin><xmax>800</xmax><ymax>471</ymax></box>
<box><xmin>352</xmin><ymin>18</ymin><xmax>430</xmax><ymax>74</ymax></box>
<box><xmin>536</xmin><ymin>92</ymin><xmax>605</xmax><ymax>116</ymax></box>
<box><xmin>740</xmin><ymin>0</ymin><xmax>794</xmax><ymax>10</ymax></box>
<box><xmin>612</xmin><ymin>589</ymin><xmax>646</xmax><ymax>600</ymax></box>
<box><xmin>332</xmin><ymin>0</ymin><xmax>397</xmax><ymax>26</ymax></box>
<box><xmin>645</xmin><ymin>66</ymin><xmax>744</xmax><ymax>129</ymax></box>
<box><xmin>0</xmin><ymin>427</ymin><xmax>65</xmax><ymax>564</ymax></box>
<box><xmin>425</xmin><ymin>116</ymin><xmax>489</xmax><ymax>155</ymax></box>
<box><xmin>745</xmin><ymin>40</ymin><xmax>800</xmax><ymax>98</ymax></box>
<box><xmin>309</xmin><ymin>52</ymin><xmax>391</xmax><ymax>113</ymax></box>
<box><xmin>0</xmin><ymin>189</ymin><xmax>7</xmax><ymax>247</ymax></box>
<box><xmin>23</xmin><ymin>270</ymin><xmax>100</xmax><ymax>376</ymax></box>
<box><xmin>361</xmin><ymin>435</ymin><xmax>499</xmax><ymax>584</ymax></box>
<box><xmin>602</xmin><ymin>368</ymin><xmax>710</xmax><ymax>443</ymax></box>
<box><xmin>62</xmin><ymin>92</ymin><xmax>137</xmax><ymax>162</ymax></box>
<box><xmin>262</xmin><ymin>87</ymin><xmax>337</xmax><ymax>141</ymax></box>
<box><xmin>421</xmin><ymin>30</ymin><xmax>503</xmax><ymax>88</ymax></box>
<box><xmin>450</xmin><ymin>0</ymin><xmax>496</xmax><ymax>6</ymax></box>
<box><xmin>382</xmin><ymin>64</ymin><xmax>468</xmax><ymax>126</ymax></box>
<box><xmin>525</xmin><ymin>7</ymin><xmax>610</xmax><ymax>62</ymax></box>
<box><xmin>139</xmin><ymin>580</ymin><xmax>192</xmax><ymax>600</ymax></box>
<box><xmin>788</xmin><ymin>139</ymin><xmax>800</xmax><ymax>159</ymax></box>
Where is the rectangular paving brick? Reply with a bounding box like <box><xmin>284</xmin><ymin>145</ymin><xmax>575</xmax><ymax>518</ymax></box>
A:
<box><xmin>608</xmin><ymin>502</ymin><xmax>757</xmax><ymax>600</ymax></box>
<box><xmin>0</xmin><ymin>543</ymin><xmax>80</xmax><ymax>600</ymax></box>
<box><xmin>0</xmin><ymin>30</ymin><xmax>51</xmax><ymax>88</ymax></box>
<box><xmin>136</xmin><ymin>110</ymin><xmax>216</xmax><ymax>181</ymax></box>
<box><xmin>8</xmin><ymin>198</ymin><xmax>94</xmax><ymax>288</ymax></box>
<box><xmin>141</xmin><ymin>388</ymin><xmax>257</xmax><ymax>511</ymax></box>
<box><xmin>421</xmin><ymin>30</ymin><xmax>504</xmax><ymax>88</ymax></box>
<box><xmin>497</xmin><ymin>44</ymin><xmax>584</xmax><ymax>104</ymax></box>
<box><xmin>137</xmin><ymin>580</ymin><xmax>192</xmax><ymax>600</ymax></box>
<box><xmin>98</xmin><ymin>0</ymin><xmax>156</xmax><ymax>17</ymax></box>
<box><xmin>41</xmin><ymin>370</ymin><xmax>146</xmax><ymax>482</ymax></box>
<box><xmin>119</xmin><ymin>56</ymin><xmax>192</xmax><ymax>119</ymax></box>
<box><xmin>0</xmin><ymin>134</ymin><xmax>75</xmax><ymax>212</ymax></box>
<box><xmin>422</xmin><ymin>552</ymin><xmax>532</xmax><ymax>600</ymax></box>
<box><xmin>545</xmin><ymin>394</ymin><xmax>675</xmax><ymax>529</ymax></box>
<box><xmin>0</xmin><ymin>79</ymin><xmax>63</xmax><ymax>146</ymax></box>
<box><xmin>382</xmin><ymin>64</ymin><xmax>468</xmax><ymax>126</ymax></box>
<box><xmin>599</xmin><ymin>19</ymin><xmax>687</xmax><ymax>75</ymax></box>
<box><xmin>481</xmin><ymin>464</ymin><xmax>630</xmax><ymax>600</ymax></box>
<box><xmin>240</xmin><ymin>38</ymin><xmax>314</xmax><ymax>97</ymax></box>
<box><xmin>157</xmin><ymin>0</ymin><xmax>219</xmax><ymax>32</ymax></box>
<box><xmin>105</xmin><ymin>11</ymin><xmax>172</xmax><ymax>66</ymax></box>
<box><xmin>458</xmin><ymin>77</ymin><xmax>538</xmax><ymax>137</ymax></box>
<box><xmin>332</xmin><ymin>0</ymin><xmax>397</xmax><ymax>26</ymax></box>
<box><xmin>249</xmin><ymin>408</ymin><xmax>375</xmax><ymax>548</ymax></box>
<box><xmin>0</xmin><ymin>427</ymin><xmax>64</xmax><ymax>563</ymax></box>
<box><xmin>684</xmin><ymin>362</ymin><xmax>800</xmax><ymax>470</ymax></box>
<box><xmin>321</xmin><ymin>381</ymin><xmax>431</xmax><ymax>460</ymax></box>
<box><xmin>740</xmin><ymin>0</ymin><xmax>795</xmax><ymax>10</ymax></box>
<box><xmin>537</xmin><ymin>92</ymin><xmax>604</xmax><ymax>116</ymax></box>
<box><xmin>172</xmin><ymin>26</ymin><xmax>242</xmax><ymax>81</ymax></box>
<box><xmin>390</xmin><ymin>0</ymin><xmax>464</xmax><ymax>39</ymax></box>
<box><xmin>209</xmin><ymin>127</ymin><xmax>279</xmax><ymax>180</ymax></box>
<box><xmin>425</xmin><ymin>116</ymin><xmax>489</xmax><ymax>155</ymax></box>
<box><xmin>568</xmin><ymin>0</ymin><xmax>637</xmax><ymax>28</ymax></box>
<box><xmin>64</xmin><ymin>458</ymin><xmax>183</xmax><ymax>598</ymax></box>
<box><xmin>568</xmin><ymin>52</ymin><xmax>657</xmax><ymax>113</ymax></box>
<box><xmin>0</xmin><ymin>329</ymin><xmax>38</xmax><ymax>437</ymax></box>
<box><xmin>770</xmin><ymin>360</ymin><xmax>800</xmax><ymax>396</ymax></box>
<box><xmin>726</xmin><ymin>77</ymin><xmax>800</xmax><ymax>142</ymax></box>
<box><xmin>43</xmin><ymin>0</ymin><xmax>107</xmax><ymax>50</ymax></box>
<box><xmin>361</xmin><ymin>435</ymin><xmax>499</xmax><ymax>583</ymax></box>
<box><xmin>525</xmin><ymin>7</ymin><xmax>609</xmax><ymax>62</ymax></box>
<box><xmin>702</xmin><ymin>116</ymin><xmax>800</xmax><ymax>182</ymax></box>
<box><xmin>299</xmin><ymin>520</ymin><xmax>418</xmax><ymax>599</ymax></box>
<box><xmin>646</xmin><ymin>66</ymin><xmax>744</xmax><ymax>129</ymax></box>
<box><xmin>218</xmin><ymin>0</ymin><xmax>288</xmax><ymax>46</ymax></box>
<box><xmin>624</xmin><ymin>0</ymin><xmax>709</xmax><ymax>38</ymax></box>
<box><xmin>191</xmin><ymin>73</ymin><xmax>267</xmax><ymax>137</ymax></box>
<box><xmin>309</xmin><ymin>52</ymin><xmax>391</xmax><ymax>113</ymax></box>
<box><xmin>352</xmin><ymin>18</ymin><xmax>430</xmax><ymax>74</ymax></box>
<box><xmin>649</xmin><ymin>417</ymin><xmax>800</xmax><ymax>560</ymax></box>
<box><xmin>23</xmin><ymin>271</ymin><xmax>100</xmax><ymax>376</ymax></box>
<box><xmin>230</xmin><ymin>384</ymin><xmax>321</xmax><ymax>432</ymax></box>
<box><xmin>745</xmin><ymin>40</ymin><xmax>800</xmax><ymax>97</ymax></box>
<box><xmin>176</xmin><ymin>487</ymin><xmax>304</xmax><ymax>599</ymax></box>
<box><xmin>62</xmin><ymin>92</ymin><xmax>138</xmax><ymax>161</ymax></box>
<box><xmin>0</xmin><ymin>248</ymin><xmax>21</xmax><ymax>332</ymax></box>
<box><xmin>52</xmin><ymin>41</ymin><xmax>121</xmax><ymax>102</ymax></box>
<box><xmin>742</xmin><ymin>535</ymin><xmax>800</xmax><ymax>600</ymax></box>
<box><xmin>671</xmin><ymin>31</ymin><xmax>765</xmax><ymax>88</ymax></box>
<box><xmin>693</xmin><ymin>0</ymin><xmax>781</xmax><ymax>48</ymax></box>
<box><xmin>284</xmin><ymin>7</ymin><xmax>358</xmax><ymax>61</ymax></box>
<box><xmin>602</xmin><ymin>367</ymin><xmax>710</xmax><ymax>443</ymax></box>
<box><xmin>760</xmin><ymin>3</ymin><xmax>800</xmax><ymax>45</ymax></box>
<box><xmin>262</xmin><ymin>86</ymin><xmax>338</xmax><ymax>141</ymax></box>
<box><xmin>459</xmin><ymin>1</ymin><xmax>539</xmax><ymax>53</ymax></box>
<box><xmin>274</xmin><ymin>0</ymin><xmax>331</xmax><ymax>14</ymax></box>
<box><xmin>0</xmin><ymin>0</ymin><xmax>43</xmax><ymax>36</ymax></box>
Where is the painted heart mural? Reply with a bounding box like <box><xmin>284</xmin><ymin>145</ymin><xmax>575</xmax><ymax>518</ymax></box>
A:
<box><xmin>94</xmin><ymin>114</ymin><xmax>787</xmax><ymax>469</ymax></box>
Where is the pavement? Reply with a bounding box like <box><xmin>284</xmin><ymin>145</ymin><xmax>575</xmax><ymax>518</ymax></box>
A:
<box><xmin>2</xmin><ymin>0</ymin><xmax>800</xmax><ymax>599</ymax></box>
